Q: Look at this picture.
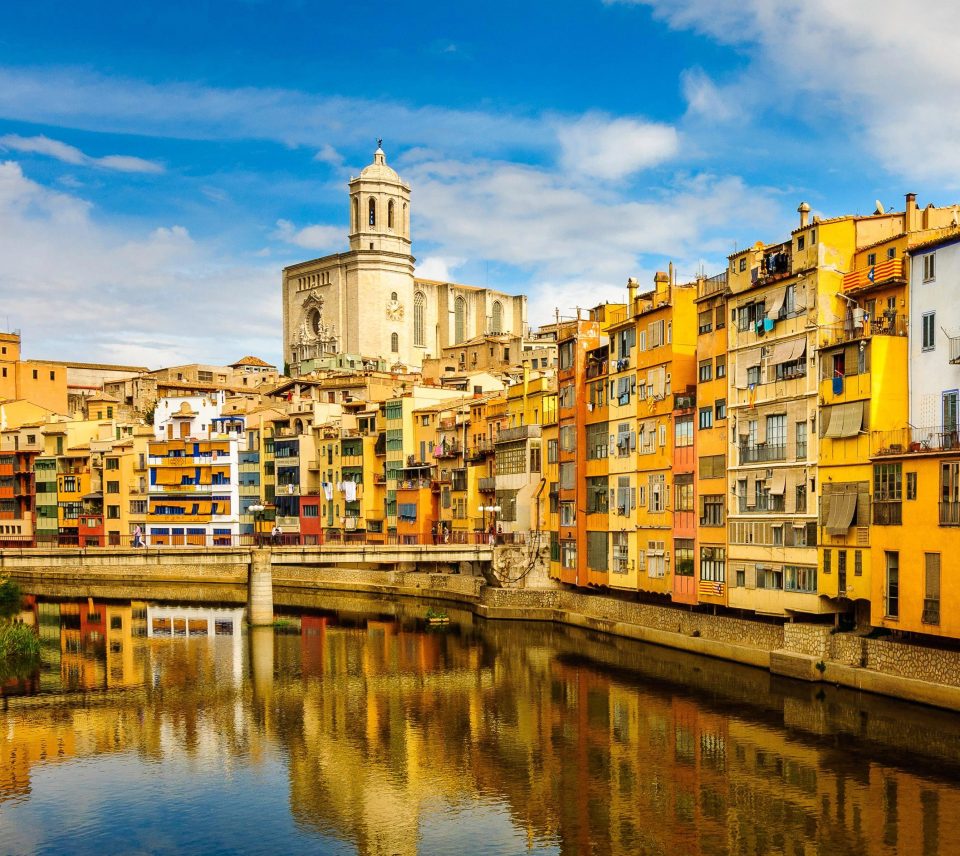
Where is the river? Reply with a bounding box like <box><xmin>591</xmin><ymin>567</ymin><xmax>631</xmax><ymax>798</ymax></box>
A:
<box><xmin>2</xmin><ymin>585</ymin><xmax>960</xmax><ymax>855</ymax></box>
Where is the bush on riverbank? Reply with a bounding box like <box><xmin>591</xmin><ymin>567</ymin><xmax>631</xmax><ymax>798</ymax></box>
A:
<box><xmin>0</xmin><ymin>622</ymin><xmax>40</xmax><ymax>662</ymax></box>
<box><xmin>0</xmin><ymin>577</ymin><xmax>21</xmax><ymax>619</ymax></box>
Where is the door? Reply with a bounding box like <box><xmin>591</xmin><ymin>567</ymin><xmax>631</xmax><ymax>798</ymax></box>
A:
<box><xmin>885</xmin><ymin>551</ymin><xmax>899</xmax><ymax>618</ymax></box>
<box><xmin>943</xmin><ymin>391</ymin><xmax>958</xmax><ymax>448</ymax></box>
<box><xmin>838</xmin><ymin>549</ymin><xmax>847</xmax><ymax>596</ymax></box>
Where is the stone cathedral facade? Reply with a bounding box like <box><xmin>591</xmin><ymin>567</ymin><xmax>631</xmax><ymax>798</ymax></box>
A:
<box><xmin>282</xmin><ymin>146</ymin><xmax>527</xmax><ymax>375</ymax></box>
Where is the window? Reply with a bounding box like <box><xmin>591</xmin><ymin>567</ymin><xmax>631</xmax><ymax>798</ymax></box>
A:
<box><xmin>887</xmin><ymin>247</ymin><xmax>896</xmax><ymax>260</ymax></box>
<box><xmin>700</xmin><ymin>495</ymin><xmax>724</xmax><ymax>526</ymax></box>
<box><xmin>675</xmin><ymin>474</ymin><xmax>694</xmax><ymax>512</ymax></box>
<box><xmin>700</xmin><ymin>547</ymin><xmax>725</xmax><ymax>583</ymax></box>
<box><xmin>587</xmin><ymin>532</ymin><xmax>608</xmax><ymax>570</ymax></box>
<box><xmin>675</xmin><ymin>539</ymin><xmax>695</xmax><ymax>576</ymax></box>
<box><xmin>785</xmin><ymin>566</ymin><xmax>817</xmax><ymax>593</ymax></box>
<box><xmin>675</xmin><ymin>416</ymin><xmax>693</xmax><ymax>448</ymax></box>
<box><xmin>301</xmin><ymin>504</ymin><xmax>319</xmax><ymax>517</ymax></box>
<box><xmin>559</xmin><ymin>383</ymin><xmax>575</xmax><ymax>409</ymax></box>
<box><xmin>612</xmin><ymin>532</ymin><xmax>629</xmax><ymax>574</ymax></box>
<box><xmin>766</xmin><ymin>414</ymin><xmax>786</xmax><ymax>453</ymax></box>
<box><xmin>559</xmin><ymin>462</ymin><xmax>575</xmax><ymax>490</ymax></box>
<box><xmin>368</xmin><ymin>197</ymin><xmax>376</xmax><ymax>226</ymax></box>
<box><xmin>529</xmin><ymin>445</ymin><xmax>541</xmax><ymax>473</ymax></box>
<box><xmin>413</xmin><ymin>292</ymin><xmax>426</xmax><ymax>346</ymax></box>
<box><xmin>699</xmin><ymin>455</ymin><xmax>725</xmax><ymax>480</ymax></box>
<box><xmin>698</xmin><ymin>407</ymin><xmax>713</xmax><ymax>430</ymax></box>
<box><xmin>353</xmin><ymin>197</ymin><xmax>359</xmax><ymax>230</ymax></box>
<box><xmin>649</xmin><ymin>474</ymin><xmax>666</xmax><ymax>512</ymax></box>
<box><xmin>647</xmin><ymin>541</ymin><xmax>666</xmax><ymax>578</ymax></box>
<box><xmin>874</xmin><ymin>463</ymin><xmax>902</xmax><ymax>525</ymax></box>
<box><xmin>739</xmin><ymin>257</ymin><xmax>746</xmax><ymax>272</ymax></box>
<box><xmin>747</xmin><ymin>365</ymin><xmax>761</xmax><ymax>386</ymax></box>
<box><xmin>797</xmin><ymin>236</ymin><xmax>805</xmax><ymax>251</ymax></box>
<box><xmin>107</xmin><ymin>505</ymin><xmax>120</xmax><ymax>519</ymax></box>
<box><xmin>561</xmin><ymin>540</ymin><xmax>577</xmax><ymax>569</ymax></box>
<box><xmin>559</xmin><ymin>341</ymin><xmax>575</xmax><ymax>370</ymax></box>
<box><xmin>698</xmin><ymin>359</ymin><xmax>712</xmax><ymax>383</ymax></box>
<box><xmin>867</xmin><ymin>252</ymin><xmax>877</xmax><ymax>266</ymax></box>
<box><xmin>586</xmin><ymin>423</ymin><xmax>608</xmax><ymax>459</ymax></box>
<box><xmin>716</xmin><ymin>355</ymin><xmax>726</xmax><ymax>378</ymax></box>
<box><xmin>390</xmin><ymin>332</ymin><xmax>399</xmax><ymax>353</ymax></box>
<box><xmin>586</xmin><ymin>477</ymin><xmax>608</xmax><ymax>513</ymax></box>
<box><xmin>854</xmin><ymin>550</ymin><xmax>863</xmax><ymax>577</ymax></box>
<box><xmin>387</xmin><ymin>199</ymin><xmax>394</xmax><ymax>228</ymax></box>
<box><xmin>106</xmin><ymin>481</ymin><xmax>120</xmax><ymax>494</ymax></box>
<box><xmin>716</xmin><ymin>305</ymin><xmax>725</xmax><ymax>330</ymax></box>
<box><xmin>923</xmin><ymin>252</ymin><xmax>936</xmax><ymax>282</ymax></box>
<box><xmin>491</xmin><ymin>301</ymin><xmax>503</xmax><ymax>334</ymax></box>
<box><xmin>106</xmin><ymin>458</ymin><xmax>119</xmax><ymax>470</ymax></box>
<box><xmin>715</xmin><ymin>399</ymin><xmax>726</xmax><ymax>421</ymax></box>
<box><xmin>756</xmin><ymin>566</ymin><xmax>783</xmax><ymax>590</ymax></box>
<box><xmin>547</xmin><ymin>439</ymin><xmax>559</xmax><ymax>463</ymax></box>
<box><xmin>559</xmin><ymin>425</ymin><xmax>576</xmax><ymax>451</ymax></box>
<box><xmin>886</xmin><ymin>551</ymin><xmax>899</xmax><ymax>618</ymax></box>
<box><xmin>924</xmin><ymin>553</ymin><xmax>941</xmax><ymax>624</ymax></box>
<box><xmin>906</xmin><ymin>471</ymin><xmax>917</xmax><ymax>500</ymax></box>
<box><xmin>454</xmin><ymin>295</ymin><xmax>466</xmax><ymax>344</ymax></box>
<box><xmin>922</xmin><ymin>312</ymin><xmax>936</xmax><ymax>351</ymax></box>
<box><xmin>823</xmin><ymin>549</ymin><xmax>832</xmax><ymax>575</ymax></box>
<box><xmin>796</xmin><ymin>421</ymin><xmax>808</xmax><ymax>459</ymax></box>
<box><xmin>698</xmin><ymin>309</ymin><xmax>713</xmax><ymax>334</ymax></box>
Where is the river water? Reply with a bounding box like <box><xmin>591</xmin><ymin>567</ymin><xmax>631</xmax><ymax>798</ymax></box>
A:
<box><xmin>2</xmin><ymin>587</ymin><xmax>960</xmax><ymax>855</ymax></box>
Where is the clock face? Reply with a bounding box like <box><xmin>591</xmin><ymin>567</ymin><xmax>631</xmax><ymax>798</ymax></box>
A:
<box><xmin>386</xmin><ymin>300</ymin><xmax>404</xmax><ymax>321</ymax></box>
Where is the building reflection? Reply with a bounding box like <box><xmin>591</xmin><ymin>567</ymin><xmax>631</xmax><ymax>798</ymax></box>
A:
<box><xmin>0</xmin><ymin>595</ymin><xmax>959</xmax><ymax>854</ymax></box>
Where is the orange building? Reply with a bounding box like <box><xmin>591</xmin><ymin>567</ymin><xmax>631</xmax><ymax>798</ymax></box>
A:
<box><xmin>0</xmin><ymin>332</ymin><xmax>68</xmax><ymax>414</ymax></box>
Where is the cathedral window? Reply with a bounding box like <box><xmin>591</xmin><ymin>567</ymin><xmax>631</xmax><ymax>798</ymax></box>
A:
<box><xmin>368</xmin><ymin>198</ymin><xmax>376</xmax><ymax>227</ymax></box>
<box><xmin>388</xmin><ymin>200</ymin><xmax>395</xmax><ymax>229</ymax></box>
<box><xmin>455</xmin><ymin>295</ymin><xmax>466</xmax><ymax>344</ymax></box>
<box><xmin>353</xmin><ymin>198</ymin><xmax>359</xmax><ymax>231</ymax></box>
<box><xmin>491</xmin><ymin>300</ymin><xmax>503</xmax><ymax>334</ymax></box>
<box><xmin>414</xmin><ymin>291</ymin><xmax>426</xmax><ymax>347</ymax></box>
<box><xmin>391</xmin><ymin>332</ymin><xmax>399</xmax><ymax>353</ymax></box>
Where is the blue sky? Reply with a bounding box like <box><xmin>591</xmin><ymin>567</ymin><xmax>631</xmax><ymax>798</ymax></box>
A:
<box><xmin>1</xmin><ymin>0</ymin><xmax>957</xmax><ymax>368</ymax></box>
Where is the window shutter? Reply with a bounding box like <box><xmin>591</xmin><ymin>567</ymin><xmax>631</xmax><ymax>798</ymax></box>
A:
<box><xmin>631</xmin><ymin>487</ymin><xmax>637</xmax><ymax>509</ymax></box>
<box><xmin>745</xmin><ymin>565</ymin><xmax>756</xmax><ymax>589</ymax></box>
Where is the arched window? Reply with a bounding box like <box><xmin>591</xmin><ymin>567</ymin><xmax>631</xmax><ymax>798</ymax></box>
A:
<box><xmin>353</xmin><ymin>197</ymin><xmax>359</xmax><ymax>231</ymax></box>
<box><xmin>414</xmin><ymin>291</ymin><xmax>425</xmax><ymax>346</ymax></box>
<box><xmin>368</xmin><ymin>198</ymin><xmax>376</xmax><ymax>227</ymax></box>
<box><xmin>391</xmin><ymin>291</ymin><xmax>398</xmax><ymax>302</ymax></box>
<box><xmin>388</xmin><ymin>199</ymin><xmax>395</xmax><ymax>229</ymax></box>
<box><xmin>454</xmin><ymin>295</ymin><xmax>466</xmax><ymax>344</ymax></box>
<box><xmin>391</xmin><ymin>332</ymin><xmax>399</xmax><ymax>353</ymax></box>
<box><xmin>491</xmin><ymin>300</ymin><xmax>503</xmax><ymax>334</ymax></box>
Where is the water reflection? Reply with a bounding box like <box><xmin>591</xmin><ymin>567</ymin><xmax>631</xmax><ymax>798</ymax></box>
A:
<box><xmin>1</xmin><ymin>590</ymin><xmax>960</xmax><ymax>855</ymax></box>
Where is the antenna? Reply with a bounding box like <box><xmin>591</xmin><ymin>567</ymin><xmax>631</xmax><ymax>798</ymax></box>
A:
<box><xmin>875</xmin><ymin>200</ymin><xmax>885</xmax><ymax>215</ymax></box>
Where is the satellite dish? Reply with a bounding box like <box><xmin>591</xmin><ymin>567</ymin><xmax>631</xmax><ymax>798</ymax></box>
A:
<box><xmin>875</xmin><ymin>200</ymin><xmax>885</xmax><ymax>215</ymax></box>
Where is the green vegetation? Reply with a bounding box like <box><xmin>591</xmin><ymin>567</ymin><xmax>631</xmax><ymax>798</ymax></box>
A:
<box><xmin>0</xmin><ymin>577</ymin><xmax>40</xmax><ymax>679</ymax></box>
<box><xmin>0</xmin><ymin>577</ymin><xmax>21</xmax><ymax>620</ymax></box>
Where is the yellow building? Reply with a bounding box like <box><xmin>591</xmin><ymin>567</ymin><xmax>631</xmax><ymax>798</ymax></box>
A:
<box><xmin>0</xmin><ymin>331</ymin><xmax>69</xmax><ymax>414</ymax></box>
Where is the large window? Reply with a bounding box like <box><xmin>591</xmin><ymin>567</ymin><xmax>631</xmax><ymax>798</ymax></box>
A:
<box><xmin>559</xmin><ymin>462</ymin><xmax>575</xmax><ymax>490</ymax></box>
<box><xmin>495</xmin><ymin>441</ymin><xmax>527</xmax><ymax>475</ymax></box>
<box><xmin>586</xmin><ymin>476</ymin><xmax>608</xmax><ymax>514</ymax></box>
<box><xmin>675</xmin><ymin>416</ymin><xmax>693</xmax><ymax>448</ymax></box>
<box><xmin>700</xmin><ymin>547</ymin><xmax>725</xmax><ymax>582</ymax></box>
<box><xmin>700</xmin><ymin>494</ymin><xmax>724</xmax><ymax>526</ymax></box>
<box><xmin>587</xmin><ymin>532</ymin><xmax>608</xmax><ymax>570</ymax></box>
<box><xmin>698</xmin><ymin>359</ymin><xmax>712</xmax><ymax>383</ymax></box>
<box><xmin>785</xmin><ymin>566</ymin><xmax>817</xmax><ymax>593</ymax></box>
<box><xmin>675</xmin><ymin>474</ymin><xmax>694</xmax><ymax>512</ymax></box>
<box><xmin>491</xmin><ymin>301</ymin><xmax>503</xmax><ymax>334</ymax></box>
<box><xmin>454</xmin><ymin>295</ymin><xmax>466</xmax><ymax>344</ymax></box>
<box><xmin>587</xmin><ymin>422</ymin><xmax>608</xmax><ymax>459</ymax></box>
<box><xmin>675</xmin><ymin>539</ymin><xmax>695</xmax><ymax>576</ymax></box>
<box><xmin>413</xmin><ymin>291</ymin><xmax>426</xmax><ymax>346</ymax></box>
<box><xmin>874</xmin><ymin>463</ymin><xmax>902</xmax><ymax>525</ymax></box>
<box><xmin>561</xmin><ymin>540</ymin><xmax>577</xmax><ymax>570</ymax></box>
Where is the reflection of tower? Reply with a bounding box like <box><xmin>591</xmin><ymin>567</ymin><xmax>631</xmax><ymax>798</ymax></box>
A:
<box><xmin>249</xmin><ymin>625</ymin><xmax>275</xmax><ymax>713</ymax></box>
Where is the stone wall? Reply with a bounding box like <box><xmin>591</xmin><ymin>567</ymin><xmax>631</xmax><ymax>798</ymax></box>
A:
<box><xmin>783</xmin><ymin>623</ymin><xmax>831</xmax><ymax>659</ymax></box>
<box><xmin>865</xmin><ymin>637</ymin><xmax>960</xmax><ymax>688</ymax></box>
<box><xmin>830</xmin><ymin>633</ymin><xmax>866</xmax><ymax>667</ymax></box>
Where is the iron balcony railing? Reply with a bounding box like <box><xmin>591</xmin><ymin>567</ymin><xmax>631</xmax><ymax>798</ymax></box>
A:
<box><xmin>873</xmin><ymin>500</ymin><xmax>902</xmax><ymax>526</ymax></box>
<box><xmin>496</xmin><ymin>425</ymin><xmax>541</xmax><ymax>443</ymax></box>
<box><xmin>922</xmin><ymin>598</ymin><xmax>941</xmax><ymax>625</ymax></box>
<box><xmin>872</xmin><ymin>424</ymin><xmax>960</xmax><ymax>456</ymax></box>
<box><xmin>738</xmin><ymin>444</ymin><xmax>787</xmax><ymax>464</ymax></box>
<box><xmin>738</xmin><ymin>495</ymin><xmax>786</xmax><ymax>514</ymax></box>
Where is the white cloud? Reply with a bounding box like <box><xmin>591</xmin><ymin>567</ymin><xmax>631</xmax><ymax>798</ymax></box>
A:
<box><xmin>273</xmin><ymin>218</ymin><xmax>341</xmax><ymax>251</ymax></box>
<box><xmin>556</xmin><ymin>114</ymin><xmax>678</xmax><ymax>179</ymax></box>
<box><xmin>612</xmin><ymin>0</ymin><xmax>960</xmax><ymax>181</ymax></box>
<box><xmin>0</xmin><ymin>161</ymin><xmax>277</xmax><ymax>366</ymax></box>
<box><xmin>313</xmin><ymin>143</ymin><xmax>344</xmax><ymax>168</ymax></box>
<box><xmin>0</xmin><ymin>133</ymin><xmax>163</xmax><ymax>173</ymax></box>
<box><xmin>415</xmin><ymin>256</ymin><xmax>463</xmax><ymax>282</ymax></box>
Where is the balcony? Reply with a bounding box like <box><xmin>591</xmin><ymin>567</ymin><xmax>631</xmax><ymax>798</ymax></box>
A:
<box><xmin>940</xmin><ymin>501</ymin><xmax>960</xmax><ymax>526</ymax></box>
<box><xmin>738</xmin><ymin>444</ymin><xmax>786</xmax><ymax>464</ymax></box>
<box><xmin>434</xmin><ymin>443</ymin><xmax>462</xmax><ymax>459</ymax></box>
<box><xmin>922</xmin><ymin>598</ymin><xmax>941</xmax><ymax>625</ymax></box>
<box><xmin>673</xmin><ymin>391</ymin><xmax>696</xmax><ymax>412</ymax></box>
<box><xmin>373</xmin><ymin>473</ymin><xmax>387</xmax><ymax>485</ymax></box>
<box><xmin>465</xmin><ymin>441</ymin><xmax>494</xmax><ymax>461</ymax></box>
<box><xmin>478</xmin><ymin>477</ymin><xmax>496</xmax><ymax>492</ymax></box>
<box><xmin>872</xmin><ymin>425</ymin><xmax>960</xmax><ymax>456</ymax></box>
<box><xmin>697</xmin><ymin>270</ymin><xmax>728</xmax><ymax>300</ymax></box>
<box><xmin>950</xmin><ymin>335</ymin><xmax>960</xmax><ymax>365</ymax></box>
<box><xmin>822</xmin><ymin>312</ymin><xmax>908</xmax><ymax>346</ymax></box>
<box><xmin>873</xmin><ymin>500</ymin><xmax>902</xmax><ymax>526</ymax></box>
<box><xmin>738</xmin><ymin>495</ymin><xmax>786</xmax><ymax>514</ymax></box>
<box><xmin>496</xmin><ymin>425</ymin><xmax>541</xmax><ymax>443</ymax></box>
<box><xmin>397</xmin><ymin>478</ymin><xmax>432</xmax><ymax>490</ymax></box>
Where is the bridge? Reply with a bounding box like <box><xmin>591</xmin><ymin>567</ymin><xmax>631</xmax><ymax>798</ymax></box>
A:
<box><xmin>0</xmin><ymin>544</ymin><xmax>500</xmax><ymax>625</ymax></box>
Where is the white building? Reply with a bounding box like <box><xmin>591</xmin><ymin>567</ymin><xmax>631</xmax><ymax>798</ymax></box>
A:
<box><xmin>909</xmin><ymin>235</ymin><xmax>960</xmax><ymax>442</ymax></box>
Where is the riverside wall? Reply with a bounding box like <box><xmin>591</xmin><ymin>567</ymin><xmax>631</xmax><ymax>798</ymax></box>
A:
<box><xmin>3</xmin><ymin>546</ymin><xmax>960</xmax><ymax>712</ymax></box>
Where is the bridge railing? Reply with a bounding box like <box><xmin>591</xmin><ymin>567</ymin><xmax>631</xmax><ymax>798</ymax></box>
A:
<box><xmin>0</xmin><ymin>531</ymin><xmax>520</xmax><ymax>551</ymax></box>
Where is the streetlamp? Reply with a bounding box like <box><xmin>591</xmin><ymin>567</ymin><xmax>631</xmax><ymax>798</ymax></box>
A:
<box><xmin>479</xmin><ymin>505</ymin><xmax>501</xmax><ymax>544</ymax></box>
<box><xmin>249</xmin><ymin>503</ymin><xmax>265</xmax><ymax>547</ymax></box>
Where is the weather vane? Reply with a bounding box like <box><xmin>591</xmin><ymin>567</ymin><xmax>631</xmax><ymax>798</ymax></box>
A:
<box><xmin>377</xmin><ymin>137</ymin><xmax>383</xmax><ymax>149</ymax></box>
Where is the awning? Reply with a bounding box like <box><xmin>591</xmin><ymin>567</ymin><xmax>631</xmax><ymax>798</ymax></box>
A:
<box><xmin>824</xmin><ymin>401</ymin><xmax>864</xmax><ymax>439</ymax></box>
<box><xmin>766</xmin><ymin>289</ymin><xmax>786</xmax><ymax>319</ymax></box>
<box><xmin>825</xmin><ymin>491</ymin><xmax>858</xmax><ymax>535</ymax></box>
<box><xmin>735</xmin><ymin>349</ymin><xmax>762</xmax><ymax>389</ymax></box>
<box><xmin>769</xmin><ymin>337</ymin><xmax>807</xmax><ymax>365</ymax></box>
<box><xmin>769</xmin><ymin>471</ymin><xmax>787</xmax><ymax>495</ymax></box>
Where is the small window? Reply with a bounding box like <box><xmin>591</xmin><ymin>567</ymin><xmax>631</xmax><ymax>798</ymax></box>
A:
<box><xmin>887</xmin><ymin>247</ymin><xmax>896</xmax><ymax>260</ymax></box>
<box><xmin>739</xmin><ymin>258</ymin><xmax>746</xmax><ymax>272</ymax></box>
<box><xmin>368</xmin><ymin>197</ymin><xmax>376</xmax><ymax>227</ymax></box>
<box><xmin>715</xmin><ymin>399</ymin><xmax>726</xmax><ymax>420</ymax></box>
<box><xmin>923</xmin><ymin>253</ymin><xmax>936</xmax><ymax>282</ymax></box>
<box><xmin>867</xmin><ymin>252</ymin><xmax>877</xmax><ymax>266</ymax></box>
<box><xmin>390</xmin><ymin>332</ymin><xmax>399</xmax><ymax>353</ymax></box>
<box><xmin>698</xmin><ymin>407</ymin><xmax>713</xmax><ymax>430</ymax></box>
<box><xmin>906</xmin><ymin>472</ymin><xmax>917</xmax><ymax>500</ymax></box>
<box><xmin>797</xmin><ymin>236</ymin><xmax>804</xmax><ymax>251</ymax></box>
<box><xmin>922</xmin><ymin>312</ymin><xmax>936</xmax><ymax>351</ymax></box>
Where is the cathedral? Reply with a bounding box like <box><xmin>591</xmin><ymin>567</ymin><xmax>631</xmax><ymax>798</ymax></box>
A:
<box><xmin>282</xmin><ymin>145</ymin><xmax>527</xmax><ymax>375</ymax></box>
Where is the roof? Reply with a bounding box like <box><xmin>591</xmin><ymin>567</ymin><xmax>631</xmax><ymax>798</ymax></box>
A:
<box><xmin>42</xmin><ymin>359</ymin><xmax>149</xmax><ymax>372</ymax></box>
<box><xmin>230</xmin><ymin>355</ymin><xmax>275</xmax><ymax>368</ymax></box>
<box><xmin>903</xmin><ymin>229</ymin><xmax>960</xmax><ymax>255</ymax></box>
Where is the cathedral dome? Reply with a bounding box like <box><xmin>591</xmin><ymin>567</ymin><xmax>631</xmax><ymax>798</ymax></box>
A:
<box><xmin>359</xmin><ymin>145</ymin><xmax>401</xmax><ymax>182</ymax></box>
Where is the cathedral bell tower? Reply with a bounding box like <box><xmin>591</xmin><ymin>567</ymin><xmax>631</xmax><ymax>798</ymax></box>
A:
<box><xmin>348</xmin><ymin>143</ymin><xmax>412</xmax><ymax>255</ymax></box>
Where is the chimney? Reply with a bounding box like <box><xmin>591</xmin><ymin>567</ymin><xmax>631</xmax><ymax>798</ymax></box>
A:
<box><xmin>906</xmin><ymin>192</ymin><xmax>918</xmax><ymax>232</ymax></box>
<box><xmin>627</xmin><ymin>277</ymin><xmax>638</xmax><ymax>306</ymax></box>
<box><xmin>798</xmin><ymin>201</ymin><xmax>811</xmax><ymax>229</ymax></box>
